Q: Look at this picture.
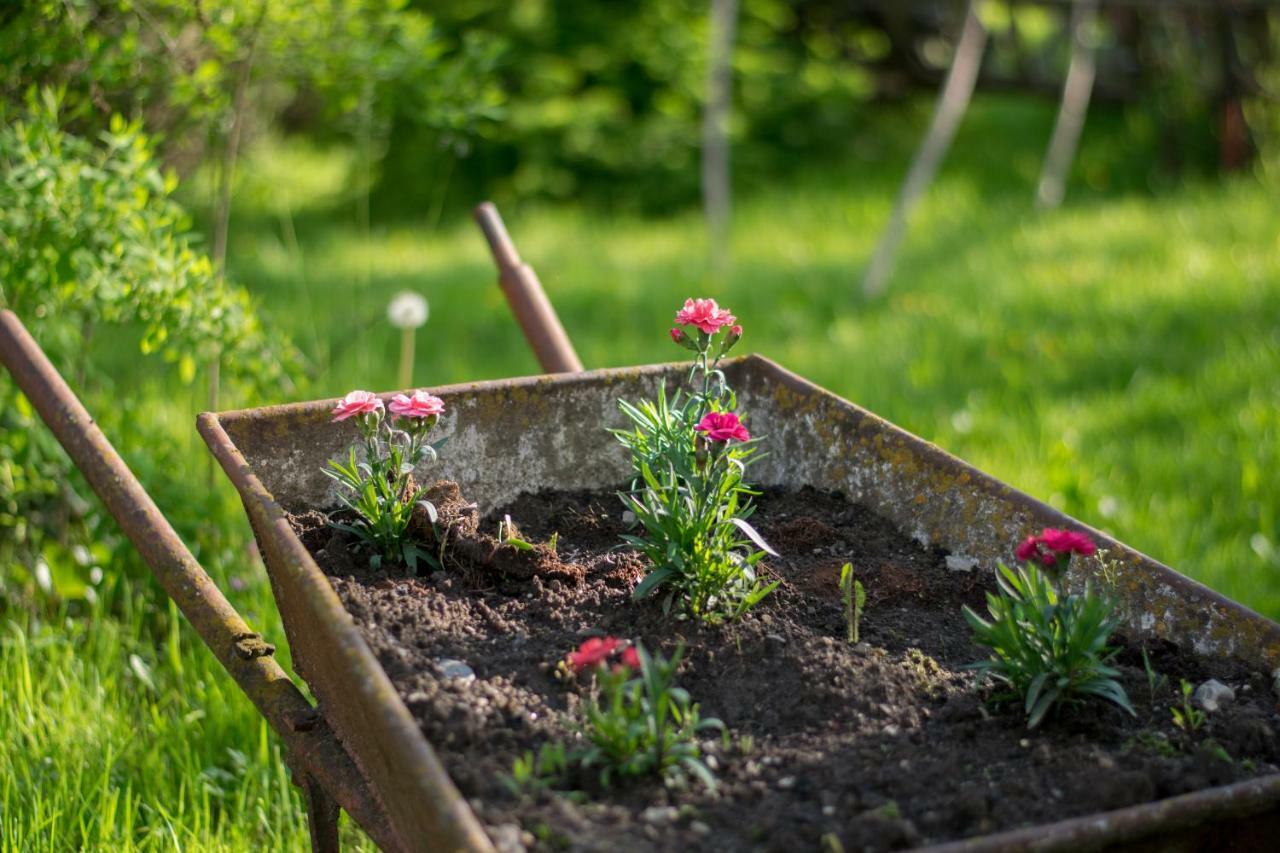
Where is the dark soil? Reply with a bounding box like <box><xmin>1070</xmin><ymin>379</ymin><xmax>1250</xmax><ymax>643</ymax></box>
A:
<box><xmin>291</xmin><ymin>485</ymin><xmax>1280</xmax><ymax>852</ymax></box>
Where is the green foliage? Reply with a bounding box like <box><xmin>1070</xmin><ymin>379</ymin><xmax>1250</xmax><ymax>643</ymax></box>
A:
<box><xmin>1171</xmin><ymin>679</ymin><xmax>1206</xmax><ymax>734</ymax></box>
<box><xmin>0</xmin><ymin>0</ymin><xmax>503</xmax><ymax>206</ymax></box>
<box><xmin>964</xmin><ymin>561</ymin><xmax>1135</xmax><ymax>729</ymax></box>
<box><xmin>1141</xmin><ymin>647</ymin><xmax>1169</xmax><ymax>703</ymax></box>
<box><xmin>0</xmin><ymin>89</ymin><xmax>296</xmax><ymax>586</ymax></box>
<box><xmin>838</xmin><ymin>563</ymin><xmax>865</xmax><ymax>644</ymax></box>
<box><xmin>614</xmin><ymin>318</ymin><xmax>776</xmax><ymax>622</ymax></box>
<box><xmin>576</xmin><ymin>644</ymin><xmax>721</xmax><ymax>790</ymax></box>
<box><xmin>505</xmin><ymin>742</ymin><xmax>570</xmax><ymax>796</ymax></box>
<box><xmin>411</xmin><ymin>0</ymin><xmax>874</xmax><ymax>209</ymax></box>
<box><xmin>0</xmin><ymin>89</ymin><xmax>291</xmax><ymax>384</ymax></box>
<box><xmin>614</xmin><ymin>372</ymin><xmax>777</xmax><ymax>622</ymax></box>
<box><xmin>323</xmin><ymin>407</ymin><xmax>443</xmax><ymax>571</ymax></box>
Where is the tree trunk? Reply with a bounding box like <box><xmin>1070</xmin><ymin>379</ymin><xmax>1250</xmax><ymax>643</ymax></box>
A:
<box><xmin>1036</xmin><ymin>0</ymin><xmax>1099</xmax><ymax>209</ymax></box>
<box><xmin>862</xmin><ymin>2</ymin><xmax>988</xmax><ymax>298</ymax></box>
<box><xmin>702</xmin><ymin>0</ymin><xmax>739</xmax><ymax>275</ymax></box>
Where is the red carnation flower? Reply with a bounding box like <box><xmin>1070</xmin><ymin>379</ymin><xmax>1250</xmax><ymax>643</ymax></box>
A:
<box><xmin>1015</xmin><ymin>528</ymin><xmax>1095</xmax><ymax>567</ymax></box>
<box><xmin>695</xmin><ymin>411</ymin><xmax>751</xmax><ymax>443</ymax></box>
<box><xmin>1014</xmin><ymin>535</ymin><xmax>1040</xmax><ymax>563</ymax></box>
<box><xmin>616</xmin><ymin>646</ymin><xmax>641</xmax><ymax>672</ymax></box>
<box><xmin>567</xmin><ymin>636</ymin><xmax>622</xmax><ymax>673</ymax></box>
<box><xmin>1039</xmin><ymin>528</ymin><xmax>1096</xmax><ymax>557</ymax></box>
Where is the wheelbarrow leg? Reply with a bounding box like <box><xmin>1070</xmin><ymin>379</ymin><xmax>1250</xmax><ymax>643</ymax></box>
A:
<box><xmin>299</xmin><ymin>770</ymin><xmax>342</xmax><ymax>853</ymax></box>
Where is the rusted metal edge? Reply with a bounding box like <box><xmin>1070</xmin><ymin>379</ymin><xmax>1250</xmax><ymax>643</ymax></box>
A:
<box><xmin>922</xmin><ymin>773</ymin><xmax>1280</xmax><ymax>852</ymax></box>
<box><xmin>198</xmin><ymin>411</ymin><xmax>496</xmax><ymax>853</ymax></box>
<box><xmin>0</xmin><ymin>310</ymin><xmax>401</xmax><ymax>851</ymax></box>
<box><xmin>212</xmin><ymin>357</ymin><xmax>705</xmax><ymax>427</ymax></box>
<box><xmin>472</xmin><ymin>201</ymin><xmax>584</xmax><ymax>374</ymax></box>
<box><xmin>746</xmin><ymin>354</ymin><xmax>1280</xmax><ymax>670</ymax></box>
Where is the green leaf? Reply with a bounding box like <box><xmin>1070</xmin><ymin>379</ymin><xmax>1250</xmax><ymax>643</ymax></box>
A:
<box><xmin>633</xmin><ymin>566</ymin><xmax>676</xmax><ymax>600</ymax></box>
<box><xmin>730</xmin><ymin>517</ymin><xmax>778</xmax><ymax>556</ymax></box>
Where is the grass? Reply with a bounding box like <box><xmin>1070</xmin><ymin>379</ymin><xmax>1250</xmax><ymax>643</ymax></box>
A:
<box><xmin>0</xmin><ymin>532</ymin><xmax>376</xmax><ymax>850</ymax></box>
<box><xmin>4</xmin><ymin>94</ymin><xmax>1277</xmax><ymax>846</ymax></box>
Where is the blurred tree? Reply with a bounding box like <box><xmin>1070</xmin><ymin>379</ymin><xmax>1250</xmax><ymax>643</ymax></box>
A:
<box><xmin>402</xmin><ymin>0</ymin><xmax>875</xmax><ymax>212</ymax></box>
<box><xmin>703</xmin><ymin>0</ymin><xmax>740</xmax><ymax>272</ymax></box>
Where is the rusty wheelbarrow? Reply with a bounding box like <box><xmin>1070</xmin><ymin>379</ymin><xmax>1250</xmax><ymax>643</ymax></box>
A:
<box><xmin>4</xmin><ymin>203</ymin><xmax>1280</xmax><ymax>852</ymax></box>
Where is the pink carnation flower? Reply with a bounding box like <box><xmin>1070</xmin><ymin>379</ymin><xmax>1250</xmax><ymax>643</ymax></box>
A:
<box><xmin>675</xmin><ymin>298</ymin><xmax>736</xmax><ymax>335</ymax></box>
<box><xmin>388</xmin><ymin>390</ymin><xmax>445</xmax><ymax>420</ymax></box>
<box><xmin>332</xmin><ymin>390</ymin><xmax>383</xmax><ymax>422</ymax></box>
<box><xmin>695</xmin><ymin>411</ymin><xmax>751</xmax><ymax>443</ymax></box>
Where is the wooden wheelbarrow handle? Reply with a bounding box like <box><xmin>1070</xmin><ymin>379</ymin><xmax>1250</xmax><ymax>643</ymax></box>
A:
<box><xmin>473</xmin><ymin>202</ymin><xmax>584</xmax><ymax>374</ymax></box>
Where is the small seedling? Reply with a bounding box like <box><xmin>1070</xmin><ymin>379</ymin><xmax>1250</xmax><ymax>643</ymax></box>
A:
<box><xmin>1142</xmin><ymin>647</ymin><xmax>1168</xmax><ymax>703</ymax></box>
<box><xmin>506</xmin><ymin>742</ymin><xmax>569</xmax><ymax>794</ymax></box>
<box><xmin>498</xmin><ymin>514</ymin><xmax>535</xmax><ymax>551</ymax></box>
<box><xmin>548</xmin><ymin>531</ymin><xmax>559</xmax><ymax>554</ymax></box>
<box><xmin>1171</xmin><ymin>679</ymin><xmax>1206</xmax><ymax>733</ymax></box>
<box><xmin>838</xmin><ymin>563</ymin><xmax>866</xmax><ymax>644</ymax></box>
<box><xmin>876</xmin><ymin>800</ymin><xmax>901</xmax><ymax>820</ymax></box>
<box><xmin>1127</xmin><ymin>731</ymin><xmax>1178</xmax><ymax>758</ymax></box>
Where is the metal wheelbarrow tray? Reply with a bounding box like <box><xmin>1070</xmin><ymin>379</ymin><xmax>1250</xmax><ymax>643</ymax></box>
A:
<box><xmin>198</xmin><ymin>351</ymin><xmax>1280</xmax><ymax>852</ymax></box>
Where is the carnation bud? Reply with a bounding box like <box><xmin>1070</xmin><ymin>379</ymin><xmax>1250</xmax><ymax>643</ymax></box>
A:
<box><xmin>719</xmin><ymin>324</ymin><xmax>743</xmax><ymax>356</ymax></box>
<box><xmin>669</xmin><ymin>326</ymin><xmax>700</xmax><ymax>351</ymax></box>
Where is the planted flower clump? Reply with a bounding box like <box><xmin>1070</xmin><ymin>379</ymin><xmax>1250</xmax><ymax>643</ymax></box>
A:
<box><xmin>285</xmin><ymin>300</ymin><xmax>1280</xmax><ymax>851</ymax></box>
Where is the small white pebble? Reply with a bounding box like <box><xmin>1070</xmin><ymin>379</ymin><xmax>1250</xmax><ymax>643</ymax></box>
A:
<box><xmin>1194</xmin><ymin>679</ymin><xmax>1235</xmax><ymax>713</ymax></box>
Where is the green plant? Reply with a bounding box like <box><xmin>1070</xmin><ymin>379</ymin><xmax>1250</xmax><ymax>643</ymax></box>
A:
<box><xmin>0</xmin><ymin>89</ymin><xmax>297</xmax><ymax>596</ymax></box>
<box><xmin>838</xmin><ymin>563</ymin><xmax>866</xmax><ymax>644</ymax></box>
<box><xmin>575</xmin><ymin>642</ymin><xmax>722</xmax><ymax>789</ymax></box>
<box><xmin>1171</xmin><ymin>679</ymin><xmax>1206</xmax><ymax>733</ymax></box>
<box><xmin>964</xmin><ymin>560</ymin><xmax>1135</xmax><ymax>729</ymax></box>
<box><xmin>1142</xmin><ymin>647</ymin><xmax>1169</xmax><ymax>703</ymax></box>
<box><xmin>505</xmin><ymin>742</ymin><xmax>570</xmax><ymax>795</ymax></box>
<box><xmin>613</xmin><ymin>300</ymin><xmax>777</xmax><ymax>622</ymax></box>
<box><xmin>323</xmin><ymin>390</ymin><xmax>446</xmax><ymax>570</ymax></box>
<box><xmin>497</xmin><ymin>514</ymin><xmax>535</xmax><ymax>551</ymax></box>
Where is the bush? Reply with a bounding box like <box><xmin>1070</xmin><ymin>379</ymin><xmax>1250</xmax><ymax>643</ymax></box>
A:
<box><xmin>0</xmin><ymin>88</ymin><xmax>296</xmax><ymax>606</ymax></box>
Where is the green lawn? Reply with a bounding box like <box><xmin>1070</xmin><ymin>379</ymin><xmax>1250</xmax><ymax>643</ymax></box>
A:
<box><xmin>5</xmin><ymin>95</ymin><xmax>1277</xmax><ymax>848</ymax></box>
